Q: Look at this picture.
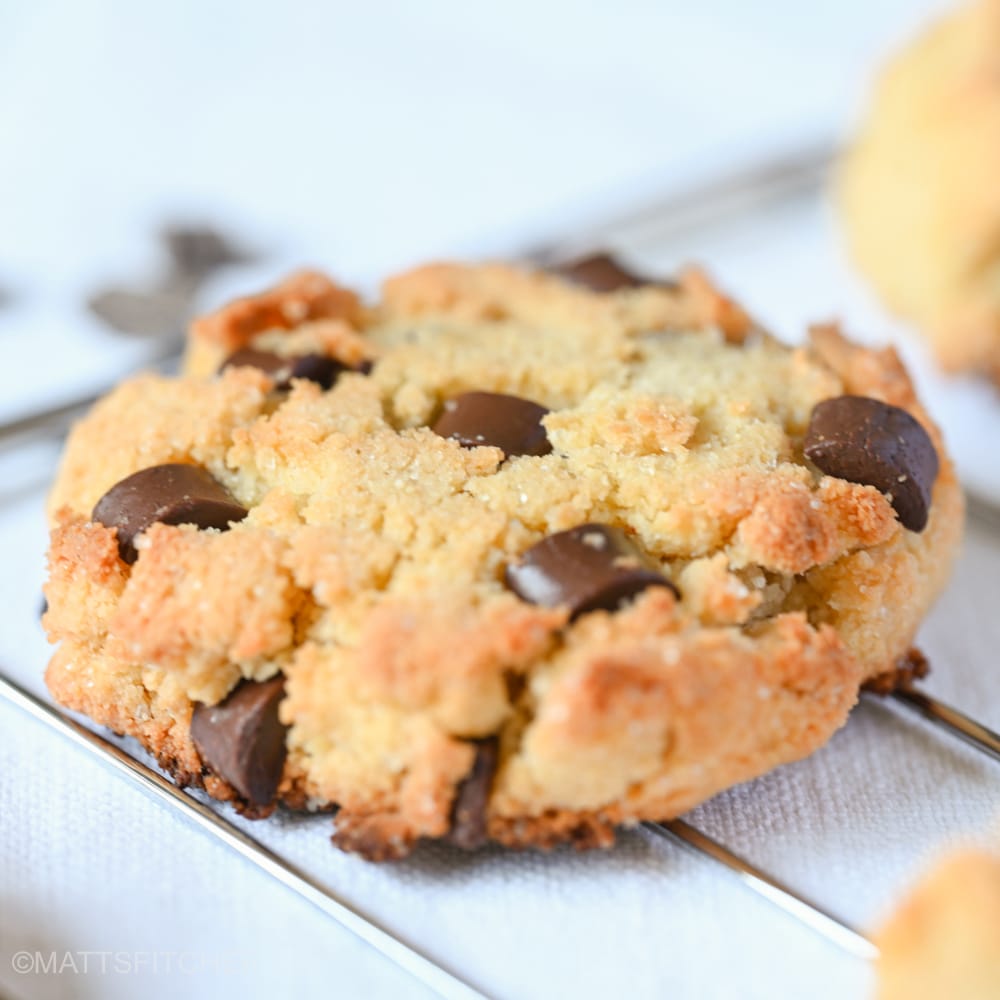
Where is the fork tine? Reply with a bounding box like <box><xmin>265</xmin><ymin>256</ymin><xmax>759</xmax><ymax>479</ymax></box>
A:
<box><xmin>643</xmin><ymin>820</ymin><xmax>878</xmax><ymax>961</ymax></box>
<box><xmin>0</xmin><ymin>670</ymin><xmax>487</xmax><ymax>1000</ymax></box>
<box><xmin>888</xmin><ymin>687</ymin><xmax>1000</xmax><ymax>764</ymax></box>
<box><xmin>4</xmin><ymin>660</ymin><xmax>882</xmax><ymax>975</ymax></box>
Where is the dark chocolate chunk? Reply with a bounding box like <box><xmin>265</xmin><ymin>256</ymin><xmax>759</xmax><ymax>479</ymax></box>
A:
<box><xmin>505</xmin><ymin>523</ymin><xmax>677</xmax><ymax>619</ymax></box>
<box><xmin>803</xmin><ymin>395</ymin><xmax>939</xmax><ymax>532</ymax></box>
<box><xmin>38</xmin><ymin>596</ymin><xmax>48</xmax><ymax>619</ymax></box>
<box><xmin>446</xmin><ymin>738</ymin><xmax>499</xmax><ymax>850</ymax></box>
<box><xmin>553</xmin><ymin>252</ymin><xmax>675</xmax><ymax>293</ymax></box>
<box><xmin>432</xmin><ymin>392</ymin><xmax>552</xmax><ymax>458</ymax></box>
<box><xmin>87</xmin><ymin>286</ymin><xmax>191</xmax><ymax>337</ymax></box>
<box><xmin>92</xmin><ymin>463</ymin><xmax>248</xmax><ymax>564</ymax></box>
<box><xmin>190</xmin><ymin>676</ymin><xmax>289</xmax><ymax>806</ymax></box>
<box><xmin>282</xmin><ymin>353</ymin><xmax>344</xmax><ymax>388</ymax></box>
<box><xmin>219</xmin><ymin>347</ymin><xmax>363</xmax><ymax>390</ymax></box>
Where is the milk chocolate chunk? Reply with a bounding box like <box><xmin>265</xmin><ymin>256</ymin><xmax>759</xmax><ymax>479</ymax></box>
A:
<box><xmin>505</xmin><ymin>523</ymin><xmax>677</xmax><ymax>619</ymax></box>
<box><xmin>190</xmin><ymin>676</ymin><xmax>289</xmax><ymax>806</ymax></box>
<box><xmin>804</xmin><ymin>395</ymin><xmax>939</xmax><ymax>532</ymax></box>
<box><xmin>432</xmin><ymin>391</ymin><xmax>552</xmax><ymax>458</ymax></box>
<box><xmin>219</xmin><ymin>347</ymin><xmax>348</xmax><ymax>390</ymax></box>
<box><xmin>92</xmin><ymin>463</ymin><xmax>248</xmax><ymax>564</ymax></box>
<box><xmin>553</xmin><ymin>252</ymin><xmax>674</xmax><ymax>293</ymax></box>
<box><xmin>446</xmin><ymin>738</ymin><xmax>499</xmax><ymax>850</ymax></box>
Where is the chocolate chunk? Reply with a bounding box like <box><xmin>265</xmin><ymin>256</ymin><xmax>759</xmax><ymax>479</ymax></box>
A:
<box><xmin>92</xmin><ymin>463</ymin><xmax>248</xmax><ymax>564</ymax></box>
<box><xmin>190</xmin><ymin>676</ymin><xmax>289</xmax><ymax>806</ymax></box>
<box><xmin>219</xmin><ymin>347</ymin><xmax>361</xmax><ymax>390</ymax></box>
<box><xmin>446</xmin><ymin>738</ymin><xmax>499</xmax><ymax>850</ymax></box>
<box><xmin>38</xmin><ymin>596</ymin><xmax>48</xmax><ymax>619</ymax></box>
<box><xmin>505</xmin><ymin>523</ymin><xmax>677</xmax><ymax>619</ymax></box>
<box><xmin>432</xmin><ymin>392</ymin><xmax>552</xmax><ymax>458</ymax></box>
<box><xmin>804</xmin><ymin>395</ymin><xmax>939</xmax><ymax>532</ymax></box>
<box><xmin>553</xmin><ymin>252</ymin><xmax>675</xmax><ymax>293</ymax></box>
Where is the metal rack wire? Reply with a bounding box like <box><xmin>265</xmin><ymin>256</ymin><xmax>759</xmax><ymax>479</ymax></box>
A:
<box><xmin>2</xmin><ymin>142</ymin><xmax>998</xmax><ymax>997</ymax></box>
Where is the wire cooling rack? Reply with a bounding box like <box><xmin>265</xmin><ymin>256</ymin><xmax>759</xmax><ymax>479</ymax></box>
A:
<box><xmin>2</xmin><ymin>144</ymin><xmax>999</xmax><ymax>999</ymax></box>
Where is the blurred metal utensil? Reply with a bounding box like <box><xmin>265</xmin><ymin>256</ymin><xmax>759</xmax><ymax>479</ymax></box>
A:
<box><xmin>86</xmin><ymin>222</ymin><xmax>259</xmax><ymax>338</ymax></box>
<box><xmin>888</xmin><ymin>688</ymin><xmax>1000</xmax><ymax>763</ymax></box>
<box><xmin>1</xmin><ymin>658</ymin><xmax>881</xmax><ymax>969</ymax></box>
<box><xmin>0</xmin><ymin>671</ymin><xmax>487</xmax><ymax>1000</ymax></box>
<box><xmin>160</xmin><ymin>223</ymin><xmax>257</xmax><ymax>280</ymax></box>
<box><xmin>0</xmin><ymin>337</ymin><xmax>185</xmax><ymax>454</ymax></box>
<box><xmin>523</xmin><ymin>140</ymin><xmax>838</xmax><ymax>266</ymax></box>
<box><xmin>643</xmin><ymin>820</ymin><xmax>878</xmax><ymax>961</ymax></box>
<box><xmin>1</xmin><ymin>137</ymin><xmax>997</xmax><ymax>996</ymax></box>
<box><xmin>0</xmin><ymin>145</ymin><xmax>837</xmax><ymax>452</ymax></box>
<box><xmin>87</xmin><ymin>284</ymin><xmax>195</xmax><ymax>339</ymax></box>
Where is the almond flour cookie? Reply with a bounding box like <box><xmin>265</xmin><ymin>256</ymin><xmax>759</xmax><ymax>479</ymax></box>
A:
<box><xmin>875</xmin><ymin>848</ymin><xmax>1000</xmax><ymax>1000</ymax></box>
<box><xmin>839</xmin><ymin>0</ymin><xmax>1000</xmax><ymax>384</ymax></box>
<box><xmin>42</xmin><ymin>258</ymin><xmax>963</xmax><ymax>859</ymax></box>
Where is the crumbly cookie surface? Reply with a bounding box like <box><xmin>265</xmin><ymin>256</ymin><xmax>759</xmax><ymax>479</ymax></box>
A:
<box><xmin>875</xmin><ymin>848</ymin><xmax>1000</xmax><ymax>1000</ymax></box>
<box><xmin>43</xmin><ymin>261</ymin><xmax>963</xmax><ymax>858</ymax></box>
<box><xmin>839</xmin><ymin>0</ymin><xmax>1000</xmax><ymax>383</ymax></box>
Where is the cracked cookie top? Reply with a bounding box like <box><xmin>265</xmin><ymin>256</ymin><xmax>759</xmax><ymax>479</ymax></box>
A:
<box><xmin>43</xmin><ymin>259</ymin><xmax>963</xmax><ymax>857</ymax></box>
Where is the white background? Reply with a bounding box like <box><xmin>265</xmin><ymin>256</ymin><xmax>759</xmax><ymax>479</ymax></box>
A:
<box><xmin>0</xmin><ymin>0</ymin><xmax>952</xmax><ymax>420</ymax></box>
<box><xmin>4</xmin><ymin>3</ymin><xmax>992</xmax><ymax>1000</ymax></box>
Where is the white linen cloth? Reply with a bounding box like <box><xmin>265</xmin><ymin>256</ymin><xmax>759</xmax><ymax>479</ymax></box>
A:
<box><xmin>3</xmin><ymin>3</ymin><xmax>997</xmax><ymax>999</ymax></box>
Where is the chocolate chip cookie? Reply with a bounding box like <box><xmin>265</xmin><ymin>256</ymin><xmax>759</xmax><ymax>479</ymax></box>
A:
<box><xmin>839</xmin><ymin>0</ymin><xmax>1000</xmax><ymax>384</ymax></box>
<box><xmin>876</xmin><ymin>847</ymin><xmax>1000</xmax><ymax>1000</ymax></box>
<box><xmin>43</xmin><ymin>259</ymin><xmax>964</xmax><ymax>858</ymax></box>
